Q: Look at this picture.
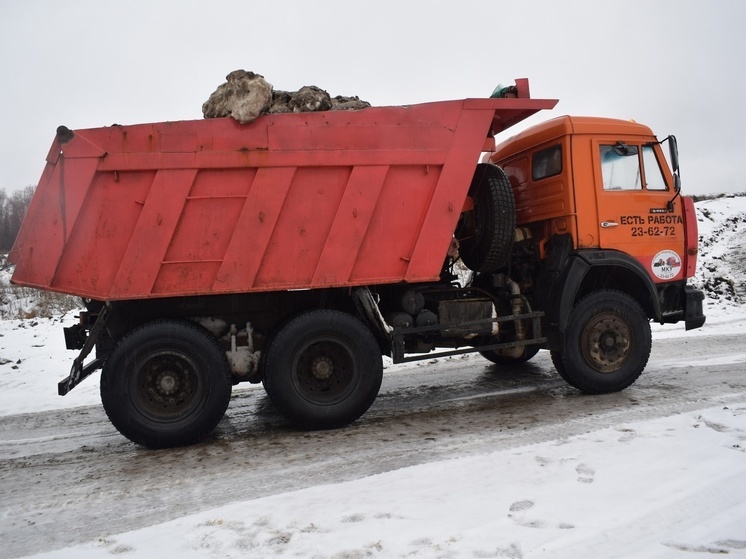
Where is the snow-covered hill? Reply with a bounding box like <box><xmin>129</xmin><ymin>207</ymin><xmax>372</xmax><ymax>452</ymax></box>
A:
<box><xmin>694</xmin><ymin>195</ymin><xmax>746</xmax><ymax>306</ymax></box>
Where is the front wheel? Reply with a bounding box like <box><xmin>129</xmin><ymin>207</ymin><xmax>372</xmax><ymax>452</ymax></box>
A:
<box><xmin>262</xmin><ymin>310</ymin><xmax>383</xmax><ymax>429</ymax></box>
<box><xmin>555</xmin><ymin>290</ymin><xmax>651</xmax><ymax>394</ymax></box>
<box><xmin>101</xmin><ymin>320</ymin><xmax>232</xmax><ymax>448</ymax></box>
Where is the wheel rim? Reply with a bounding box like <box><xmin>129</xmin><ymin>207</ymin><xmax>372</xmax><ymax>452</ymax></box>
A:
<box><xmin>133</xmin><ymin>350</ymin><xmax>203</xmax><ymax>420</ymax></box>
<box><xmin>581</xmin><ymin>312</ymin><xmax>632</xmax><ymax>373</ymax></box>
<box><xmin>292</xmin><ymin>337</ymin><xmax>357</xmax><ymax>405</ymax></box>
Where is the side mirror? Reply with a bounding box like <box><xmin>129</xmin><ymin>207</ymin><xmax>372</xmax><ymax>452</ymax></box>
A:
<box><xmin>668</xmin><ymin>135</ymin><xmax>679</xmax><ymax>174</ymax></box>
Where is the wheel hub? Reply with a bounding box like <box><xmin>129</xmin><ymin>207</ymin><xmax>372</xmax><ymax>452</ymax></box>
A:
<box><xmin>142</xmin><ymin>357</ymin><xmax>195</xmax><ymax>408</ymax></box>
<box><xmin>585</xmin><ymin>315</ymin><xmax>630</xmax><ymax>373</ymax></box>
<box><xmin>293</xmin><ymin>339</ymin><xmax>356</xmax><ymax>403</ymax></box>
<box><xmin>311</xmin><ymin>356</ymin><xmax>334</xmax><ymax>380</ymax></box>
<box><xmin>156</xmin><ymin>370</ymin><xmax>180</xmax><ymax>395</ymax></box>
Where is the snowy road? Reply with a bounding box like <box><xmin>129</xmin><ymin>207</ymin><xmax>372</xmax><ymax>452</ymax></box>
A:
<box><xmin>2</xmin><ymin>329</ymin><xmax>745</xmax><ymax>558</ymax></box>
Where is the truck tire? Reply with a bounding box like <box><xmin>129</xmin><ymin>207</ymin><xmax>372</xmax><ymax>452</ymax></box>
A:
<box><xmin>554</xmin><ymin>290</ymin><xmax>651</xmax><ymax>394</ymax></box>
<box><xmin>100</xmin><ymin>320</ymin><xmax>232</xmax><ymax>448</ymax></box>
<box><xmin>457</xmin><ymin>164</ymin><xmax>516</xmax><ymax>273</ymax></box>
<box><xmin>549</xmin><ymin>349</ymin><xmax>571</xmax><ymax>384</ymax></box>
<box><xmin>262</xmin><ymin>310</ymin><xmax>383</xmax><ymax>430</ymax></box>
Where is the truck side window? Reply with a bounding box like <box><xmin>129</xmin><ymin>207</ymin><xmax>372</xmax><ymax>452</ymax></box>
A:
<box><xmin>600</xmin><ymin>144</ymin><xmax>641</xmax><ymax>190</ymax></box>
<box><xmin>642</xmin><ymin>145</ymin><xmax>668</xmax><ymax>190</ymax></box>
<box><xmin>532</xmin><ymin>145</ymin><xmax>562</xmax><ymax>180</ymax></box>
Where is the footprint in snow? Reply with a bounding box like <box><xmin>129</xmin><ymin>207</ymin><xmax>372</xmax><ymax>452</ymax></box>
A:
<box><xmin>508</xmin><ymin>500</ymin><xmax>575</xmax><ymax>530</ymax></box>
<box><xmin>615</xmin><ymin>428</ymin><xmax>637</xmax><ymax>442</ymax></box>
<box><xmin>576</xmin><ymin>463</ymin><xmax>595</xmax><ymax>484</ymax></box>
<box><xmin>508</xmin><ymin>501</ymin><xmax>546</xmax><ymax>529</ymax></box>
<box><xmin>509</xmin><ymin>500</ymin><xmax>534</xmax><ymax>513</ymax></box>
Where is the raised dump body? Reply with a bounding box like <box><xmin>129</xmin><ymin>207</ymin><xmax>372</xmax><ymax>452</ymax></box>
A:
<box><xmin>9</xmin><ymin>85</ymin><xmax>556</xmax><ymax>300</ymax></box>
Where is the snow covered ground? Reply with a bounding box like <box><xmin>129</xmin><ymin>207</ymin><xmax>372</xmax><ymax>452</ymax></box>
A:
<box><xmin>1</xmin><ymin>196</ymin><xmax>746</xmax><ymax>558</ymax></box>
<box><xmin>20</xmin><ymin>397</ymin><xmax>746</xmax><ymax>559</ymax></box>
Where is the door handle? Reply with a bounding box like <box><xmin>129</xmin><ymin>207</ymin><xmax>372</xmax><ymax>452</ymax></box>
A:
<box><xmin>600</xmin><ymin>221</ymin><xmax>619</xmax><ymax>228</ymax></box>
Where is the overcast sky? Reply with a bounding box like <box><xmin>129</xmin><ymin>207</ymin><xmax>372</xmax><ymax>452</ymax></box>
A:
<box><xmin>1</xmin><ymin>0</ymin><xmax>743</xmax><ymax>195</ymax></box>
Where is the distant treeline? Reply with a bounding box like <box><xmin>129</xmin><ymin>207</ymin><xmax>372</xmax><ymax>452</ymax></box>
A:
<box><xmin>690</xmin><ymin>191</ymin><xmax>746</xmax><ymax>202</ymax></box>
<box><xmin>0</xmin><ymin>186</ymin><xmax>35</xmax><ymax>251</ymax></box>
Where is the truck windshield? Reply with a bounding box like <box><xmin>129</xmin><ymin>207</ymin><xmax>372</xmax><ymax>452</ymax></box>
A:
<box><xmin>600</xmin><ymin>144</ymin><xmax>641</xmax><ymax>190</ymax></box>
<box><xmin>600</xmin><ymin>143</ymin><xmax>669</xmax><ymax>191</ymax></box>
<box><xmin>642</xmin><ymin>145</ymin><xmax>668</xmax><ymax>190</ymax></box>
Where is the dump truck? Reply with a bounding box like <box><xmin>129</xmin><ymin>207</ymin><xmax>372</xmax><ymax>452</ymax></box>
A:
<box><xmin>9</xmin><ymin>79</ymin><xmax>705</xmax><ymax>448</ymax></box>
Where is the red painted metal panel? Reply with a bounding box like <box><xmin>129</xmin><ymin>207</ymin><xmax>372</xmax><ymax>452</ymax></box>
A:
<box><xmin>310</xmin><ymin>165</ymin><xmax>389</xmax><ymax>286</ymax></box>
<box><xmin>213</xmin><ymin>167</ymin><xmax>296</xmax><ymax>292</ymax></box>
<box><xmin>11</xmin><ymin>156</ymin><xmax>99</xmax><ymax>290</ymax></box>
<box><xmin>683</xmin><ymin>196</ymin><xmax>699</xmax><ymax>278</ymax></box>
<box><xmin>10</xmin><ymin>94</ymin><xmax>558</xmax><ymax>300</ymax></box>
<box><xmin>254</xmin><ymin>166</ymin><xmax>352</xmax><ymax>287</ymax></box>
<box><xmin>53</xmin><ymin>170</ymin><xmax>154</xmax><ymax>297</ymax></box>
<box><xmin>348</xmin><ymin>165</ymin><xmax>442</xmax><ymax>284</ymax></box>
<box><xmin>405</xmin><ymin>107</ymin><xmax>497</xmax><ymax>281</ymax></box>
<box><xmin>8</xmin><ymin>162</ymin><xmax>55</xmax><ymax>265</ymax></box>
<box><xmin>110</xmin><ymin>170</ymin><xmax>197</xmax><ymax>297</ymax></box>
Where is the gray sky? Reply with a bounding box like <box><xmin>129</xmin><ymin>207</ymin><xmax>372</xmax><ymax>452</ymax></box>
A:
<box><xmin>1</xmin><ymin>0</ymin><xmax>743</xmax><ymax>195</ymax></box>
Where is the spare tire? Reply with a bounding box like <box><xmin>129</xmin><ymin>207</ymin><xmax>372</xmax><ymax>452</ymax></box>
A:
<box><xmin>456</xmin><ymin>164</ymin><xmax>516</xmax><ymax>273</ymax></box>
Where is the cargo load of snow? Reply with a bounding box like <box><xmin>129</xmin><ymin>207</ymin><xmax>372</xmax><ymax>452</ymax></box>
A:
<box><xmin>201</xmin><ymin>69</ymin><xmax>370</xmax><ymax>124</ymax></box>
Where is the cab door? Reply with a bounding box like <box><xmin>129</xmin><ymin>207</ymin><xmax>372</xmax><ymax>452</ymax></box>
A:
<box><xmin>593</xmin><ymin>140</ymin><xmax>686</xmax><ymax>283</ymax></box>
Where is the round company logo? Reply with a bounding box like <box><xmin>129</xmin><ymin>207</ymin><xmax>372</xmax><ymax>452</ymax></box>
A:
<box><xmin>651</xmin><ymin>250</ymin><xmax>682</xmax><ymax>280</ymax></box>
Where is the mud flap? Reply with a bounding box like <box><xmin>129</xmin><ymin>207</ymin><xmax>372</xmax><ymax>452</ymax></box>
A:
<box><xmin>58</xmin><ymin>304</ymin><xmax>111</xmax><ymax>396</ymax></box>
<box><xmin>685</xmin><ymin>285</ymin><xmax>706</xmax><ymax>330</ymax></box>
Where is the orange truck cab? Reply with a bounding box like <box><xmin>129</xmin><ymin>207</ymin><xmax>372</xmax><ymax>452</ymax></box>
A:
<box><xmin>488</xmin><ymin>115</ymin><xmax>704</xmax><ymax>389</ymax></box>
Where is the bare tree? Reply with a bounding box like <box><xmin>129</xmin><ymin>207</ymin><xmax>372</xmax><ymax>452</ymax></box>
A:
<box><xmin>0</xmin><ymin>186</ymin><xmax>35</xmax><ymax>251</ymax></box>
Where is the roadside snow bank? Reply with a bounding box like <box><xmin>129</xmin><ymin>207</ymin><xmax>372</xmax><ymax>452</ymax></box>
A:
<box><xmin>0</xmin><ymin>312</ymin><xmax>101</xmax><ymax>416</ymax></box>
<box><xmin>695</xmin><ymin>195</ymin><xmax>746</xmax><ymax>306</ymax></box>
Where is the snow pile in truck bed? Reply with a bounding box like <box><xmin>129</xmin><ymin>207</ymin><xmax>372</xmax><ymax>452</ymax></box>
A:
<box><xmin>201</xmin><ymin>69</ymin><xmax>370</xmax><ymax>124</ymax></box>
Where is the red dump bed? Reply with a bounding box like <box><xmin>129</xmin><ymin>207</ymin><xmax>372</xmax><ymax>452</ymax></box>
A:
<box><xmin>10</xmin><ymin>83</ymin><xmax>556</xmax><ymax>301</ymax></box>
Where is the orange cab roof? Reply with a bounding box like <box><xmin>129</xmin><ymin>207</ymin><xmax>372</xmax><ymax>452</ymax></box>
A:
<box><xmin>493</xmin><ymin>115</ymin><xmax>657</xmax><ymax>160</ymax></box>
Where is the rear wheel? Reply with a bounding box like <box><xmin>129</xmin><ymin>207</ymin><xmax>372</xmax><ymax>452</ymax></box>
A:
<box><xmin>262</xmin><ymin>310</ymin><xmax>382</xmax><ymax>429</ymax></box>
<box><xmin>456</xmin><ymin>164</ymin><xmax>516</xmax><ymax>273</ymax></box>
<box><xmin>555</xmin><ymin>290</ymin><xmax>651</xmax><ymax>394</ymax></box>
<box><xmin>101</xmin><ymin>320</ymin><xmax>232</xmax><ymax>448</ymax></box>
